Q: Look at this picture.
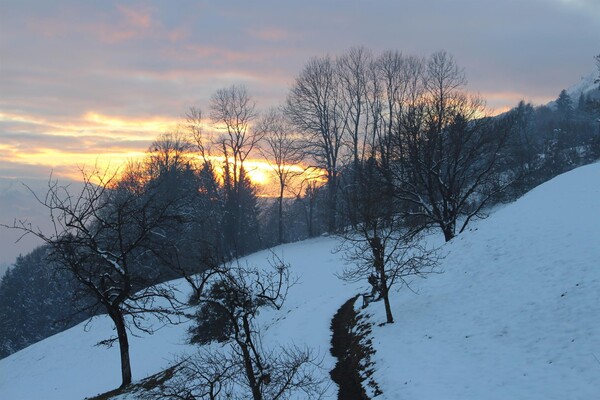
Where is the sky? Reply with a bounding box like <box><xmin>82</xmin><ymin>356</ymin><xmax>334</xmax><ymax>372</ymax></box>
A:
<box><xmin>0</xmin><ymin>0</ymin><xmax>599</xmax><ymax>183</ymax></box>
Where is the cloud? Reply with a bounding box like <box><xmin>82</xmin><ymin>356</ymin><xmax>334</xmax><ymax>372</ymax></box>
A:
<box><xmin>116</xmin><ymin>4</ymin><xmax>154</xmax><ymax>29</ymax></box>
<box><xmin>248</xmin><ymin>27</ymin><xmax>291</xmax><ymax>42</ymax></box>
<box><xmin>0</xmin><ymin>110</ymin><xmax>179</xmax><ymax>181</ymax></box>
<box><xmin>1</xmin><ymin>0</ymin><xmax>599</xmax><ymax>184</ymax></box>
<box><xmin>556</xmin><ymin>0</ymin><xmax>600</xmax><ymax>14</ymax></box>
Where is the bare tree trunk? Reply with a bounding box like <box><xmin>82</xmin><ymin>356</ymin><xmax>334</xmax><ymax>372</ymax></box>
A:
<box><xmin>308</xmin><ymin>198</ymin><xmax>315</xmax><ymax>237</ymax></box>
<box><xmin>278</xmin><ymin>183</ymin><xmax>284</xmax><ymax>244</ymax></box>
<box><xmin>327</xmin><ymin>175</ymin><xmax>338</xmax><ymax>233</ymax></box>
<box><xmin>241</xmin><ymin>342</ymin><xmax>262</xmax><ymax>400</ymax></box>
<box><xmin>238</xmin><ymin>316</ymin><xmax>263</xmax><ymax>400</ymax></box>
<box><xmin>442</xmin><ymin>225</ymin><xmax>455</xmax><ymax>242</ymax></box>
<box><xmin>381</xmin><ymin>283</ymin><xmax>394</xmax><ymax>324</ymax></box>
<box><xmin>110</xmin><ymin>310</ymin><xmax>132</xmax><ymax>387</ymax></box>
<box><xmin>371</xmin><ymin>237</ymin><xmax>394</xmax><ymax>324</ymax></box>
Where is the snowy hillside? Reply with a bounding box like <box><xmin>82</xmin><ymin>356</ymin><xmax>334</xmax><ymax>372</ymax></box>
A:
<box><xmin>367</xmin><ymin>162</ymin><xmax>600</xmax><ymax>399</ymax></box>
<box><xmin>565</xmin><ymin>70</ymin><xmax>600</xmax><ymax>100</ymax></box>
<box><xmin>0</xmin><ymin>237</ymin><xmax>363</xmax><ymax>400</ymax></box>
<box><xmin>547</xmin><ymin>70</ymin><xmax>600</xmax><ymax>108</ymax></box>
<box><xmin>1</xmin><ymin>163</ymin><xmax>599</xmax><ymax>399</ymax></box>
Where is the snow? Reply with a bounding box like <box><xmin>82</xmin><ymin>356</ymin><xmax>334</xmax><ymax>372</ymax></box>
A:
<box><xmin>1</xmin><ymin>162</ymin><xmax>600</xmax><ymax>399</ymax></box>
<box><xmin>547</xmin><ymin>70</ymin><xmax>600</xmax><ymax>109</ymax></box>
<box><xmin>0</xmin><ymin>280</ymin><xmax>197</xmax><ymax>400</ymax></box>
<box><xmin>0</xmin><ymin>237</ymin><xmax>362</xmax><ymax>400</ymax></box>
<box><xmin>366</xmin><ymin>162</ymin><xmax>600</xmax><ymax>399</ymax></box>
<box><xmin>565</xmin><ymin>70</ymin><xmax>600</xmax><ymax>99</ymax></box>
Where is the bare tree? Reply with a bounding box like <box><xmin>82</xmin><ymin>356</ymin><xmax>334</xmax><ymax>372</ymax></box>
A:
<box><xmin>286</xmin><ymin>56</ymin><xmax>345</xmax><ymax>233</ymax></box>
<box><xmin>338</xmin><ymin>141</ymin><xmax>439</xmax><ymax>324</ymax></box>
<box><xmin>394</xmin><ymin>51</ymin><xmax>511</xmax><ymax>241</ymax></box>
<box><xmin>210</xmin><ymin>85</ymin><xmax>263</xmax><ymax>256</ymax></box>
<box><xmin>370</xmin><ymin>52</ymin><xmax>424</xmax><ymax>181</ymax></box>
<box><xmin>258</xmin><ymin>108</ymin><xmax>304</xmax><ymax>244</ymax></box>
<box><xmin>6</xmin><ymin>168</ymin><xmax>187</xmax><ymax>387</ymax></box>
<box><xmin>294</xmin><ymin>178</ymin><xmax>321</xmax><ymax>239</ymax></box>
<box><xmin>185</xmin><ymin>107</ymin><xmax>212</xmax><ymax>163</ymax></box>
<box><xmin>146</xmin><ymin>132</ymin><xmax>195</xmax><ymax>179</ymax></box>
<box><xmin>184</xmin><ymin>257</ymin><xmax>326</xmax><ymax>400</ymax></box>
<box><xmin>339</xmin><ymin>221</ymin><xmax>438</xmax><ymax>324</ymax></box>
<box><xmin>210</xmin><ymin>84</ymin><xmax>262</xmax><ymax>194</ymax></box>
<box><xmin>141</xmin><ymin>351</ymin><xmax>237</xmax><ymax>400</ymax></box>
<box><xmin>337</xmin><ymin>46</ymin><xmax>372</xmax><ymax>174</ymax></box>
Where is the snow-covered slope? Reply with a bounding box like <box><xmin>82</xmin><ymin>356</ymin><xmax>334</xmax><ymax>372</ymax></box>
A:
<box><xmin>367</xmin><ymin>162</ymin><xmax>600</xmax><ymax>399</ymax></box>
<box><xmin>565</xmin><ymin>70</ymin><xmax>599</xmax><ymax>100</ymax></box>
<box><xmin>547</xmin><ymin>70</ymin><xmax>600</xmax><ymax>108</ymax></box>
<box><xmin>1</xmin><ymin>163</ymin><xmax>599</xmax><ymax>399</ymax></box>
<box><xmin>0</xmin><ymin>237</ymin><xmax>362</xmax><ymax>400</ymax></box>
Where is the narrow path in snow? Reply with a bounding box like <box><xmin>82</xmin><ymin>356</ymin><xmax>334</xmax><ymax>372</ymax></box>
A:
<box><xmin>330</xmin><ymin>295</ymin><xmax>370</xmax><ymax>400</ymax></box>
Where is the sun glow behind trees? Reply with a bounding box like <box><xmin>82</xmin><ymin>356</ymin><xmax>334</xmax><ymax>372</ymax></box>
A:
<box><xmin>0</xmin><ymin>109</ymin><xmax>325</xmax><ymax>196</ymax></box>
<box><xmin>195</xmin><ymin>156</ymin><xmax>325</xmax><ymax>198</ymax></box>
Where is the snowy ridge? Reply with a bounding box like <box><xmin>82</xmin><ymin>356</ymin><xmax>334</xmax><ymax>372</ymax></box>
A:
<box><xmin>1</xmin><ymin>163</ymin><xmax>600</xmax><ymax>399</ymax></box>
<box><xmin>547</xmin><ymin>70</ymin><xmax>600</xmax><ymax>109</ymax></box>
<box><xmin>565</xmin><ymin>70</ymin><xmax>600</xmax><ymax>99</ymax></box>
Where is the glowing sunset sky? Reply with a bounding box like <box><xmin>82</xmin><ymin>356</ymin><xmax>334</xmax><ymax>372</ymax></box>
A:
<box><xmin>1</xmin><ymin>0</ymin><xmax>599</xmax><ymax>184</ymax></box>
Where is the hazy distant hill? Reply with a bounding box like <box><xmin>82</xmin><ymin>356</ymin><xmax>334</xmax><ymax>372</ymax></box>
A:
<box><xmin>0</xmin><ymin>177</ymin><xmax>81</xmax><ymax>275</ymax></box>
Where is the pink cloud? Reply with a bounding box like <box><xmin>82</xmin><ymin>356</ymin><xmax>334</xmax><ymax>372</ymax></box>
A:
<box><xmin>184</xmin><ymin>45</ymin><xmax>255</xmax><ymax>64</ymax></box>
<box><xmin>248</xmin><ymin>27</ymin><xmax>290</xmax><ymax>42</ymax></box>
<box><xmin>26</xmin><ymin>18</ymin><xmax>68</xmax><ymax>39</ymax></box>
<box><xmin>116</xmin><ymin>4</ymin><xmax>153</xmax><ymax>29</ymax></box>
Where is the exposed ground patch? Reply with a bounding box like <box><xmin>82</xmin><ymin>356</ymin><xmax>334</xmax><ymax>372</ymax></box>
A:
<box><xmin>85</xmin><ymin>362</ymin><xmax>180</xmax><ymax>400</ymax></box>
<box><xmin>330</xmin><ymin>295</ymin><xmax>381</xmax><ymax>399</ymax></box>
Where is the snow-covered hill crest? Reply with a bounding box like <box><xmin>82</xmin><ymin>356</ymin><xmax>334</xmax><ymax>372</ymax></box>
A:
<box><xmin>547</xmin><ymin>70</ymin><xmax>600</xmax><ymax>108</ymax></box>
<box><xmin>565</xmin><ymin>70</ymin><xmax>600</xmax><ymax>100</ymax></box>
<box><xmin>1</xmin><ymin>162</ymin><xmax>599</xmax><ymax>399</ymax></box>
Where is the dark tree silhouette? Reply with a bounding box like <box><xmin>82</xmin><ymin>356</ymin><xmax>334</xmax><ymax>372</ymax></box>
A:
<box><xmin>258</xmin><ymin>108</ymin><xmax>304</xmax><ymax>244</ymax></box>
<box><xmin>183</xmin><ymin>257</ymin><xmax>325</xmax><ymax>400</ymax></box>
<box><xmin>7</xmin><ymin>168</ymin><xmax>188</xmax><ymax>387</ymax></box>
<box><xmin>286</xmin><ymin>56</ymin><xmax>345</xmax><ymax>233</ymax></box>
<box><xmin>393</xmin><ymin>51</ymin><xmax>511</xmax><ymax>241</ymax></box>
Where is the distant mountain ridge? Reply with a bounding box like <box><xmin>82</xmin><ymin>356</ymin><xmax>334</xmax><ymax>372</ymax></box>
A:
<box><xmin>546</xmin><ymin>70</ymin><xmax>600</xmax><ymax>109</ymax></box>
<box><xmin>565</xmin><ymin>70</ymin><xmax>600</xmax><ymax>99</ymax></box>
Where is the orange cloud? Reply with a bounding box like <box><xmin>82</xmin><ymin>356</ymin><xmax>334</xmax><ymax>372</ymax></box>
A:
<box><xmin>0</xmin><ymin>110</ymin><xmax>322</xmax><ymax>195</ymax></box>
<box><xmin>82</xmin><ymin>112</ymin><xmax>179</xmax><ymax>136</ymax></box>
<box><xmin>0</xmin><ymin>111</ymin><xmax>175</xmax><ymax>180</ymax></box>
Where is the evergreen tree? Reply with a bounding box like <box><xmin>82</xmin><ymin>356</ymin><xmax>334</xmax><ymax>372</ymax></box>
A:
<box><xmin>595</xmin><ymin>53</ymin><xmax>600</xmax><ymax>88</ymax></box>
<box><xmin>577</xmin><ymin>92</ymin><xmax>586</xmax><ymax>112</ymax></box>
<box><xmin>222</xmin><ymin>168</ymin><xmax>261</xmax><ymax>257</ymax></box>
<box><xmin>0</xmin><ymin>246</ymin><xmax>88</xmax><ymax>359</ymax></box>
<box><xmin>556</xmin><ymin>89</ymin><xmax>574</xmax><ymax>122</ymax></box>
